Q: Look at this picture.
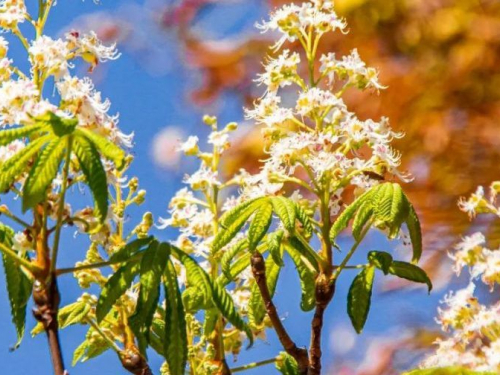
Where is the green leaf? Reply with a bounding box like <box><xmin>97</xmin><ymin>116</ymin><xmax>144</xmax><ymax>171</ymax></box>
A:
<box><xmin>163</xmin><ymin>259</ymin><xmax>188</xmax><ymax>375</ymax></box>
<box><xmin>75</xmin><ymin>128</ymin><xmax>126</xmax><ymax>170</ymax></box>
<box><xmin>248</xmin><ymin>254</ymin><xmax>281</xmax><ymax>327</ymax></box>
<box><xmin>149</xmin><ymin>317</ymin><xmax>165</xmax><ymax>357</ymax></box>
<box><xmin>212</xmin><ymin>201</ymin><xmax>262</xmax><ymax>253</ymax></box>
<box><xmin>171</xmin><ymin>242</ymin><xmax>254</xmax><ymax>345</ymax></box>
<box><xmin>267</xmin><ymin>230</ymin><xmax>284</xmax><ymax>267</ymax></box>
<box><xmin>217</xmin><ymin>253</ymin><xmax>252</xmax><ymax>286</ymax></box>
<box><xmin>330</xmin><ymin>188</ymin><xmax>374</xmax><ymax>241</ymax></box>
<box><xmin>0</xmin><ymin>223</ymin><xmax>32</xmax><ymax>348</ymax></box>
<box><xmin>96</xmin><ymin>260</ymin><xmax>140</xmax><ymax>322</ymax></box>
<box><xmin>368</xmin><ymin>251</ymin><xmax>393</xmax><ymax>275</ymax></box>
<box><xmin>0</xmin><ymin>135</ymin><xmax>50</xmax><ymax>192</ymax></box>
<box><xmin>373</xmin><ymin>183</ymin><xmax>409</xmax><ymax>239</ymax></box>
<box><xmin>389</xmin><ymin>261</ymin><xmax>432</xmax><ymax>292</ymax></box>
<box><xmin>22</xmin><ymin>137</ymin><xmax>67</xmax><ymax>211</ymax></box>
<box><xmin>211</xmin><ymin>279</ymin><xmax>254</xmax><ymax>347</ymax></box>
<box><xmin>295</xmin><ymin>204</ymin><xmax>313</xmax><ymax>238</ymax></box>
<box><xmin>271</xmin><ymin>196</ymin><xmax>296</xmax><ymax>232</ymax></box>
<box><xmin>220</xmin><ymin>238</ymin><xmax>248</xmax><ymax>280</ymax></box>
<box><xmin>34</xmin><ymin>111</ymin><xmax>78</xmax><ymax>137</ymax></box>
<box><xmin>406</xmin><ymin>205</ymin><xmax>423</xmax><ymax>263</ymax></box>
<box><xmin>0</xmin><ymin>124</ymin><xmax>45</xmax><ymax>146</ymax></box>
<box><xmin>170</xmin><ymin>245</ymin><xmax>212</xmax><ymax>307</ymax></box>
<box><xmin>73</xmin><ymin>135</ymin><xmax>109</xmax><ymax>223</ymax></box>
<box><xmin>130</xmin><ymin>241</ymin><xmax>170</xmax><ymax>347</ymax></box>
<box><xmin>347</xmin><ymin>265</ymin><xmax>375</xmax><ymax>333</ymax></box>
<box><xmin>219</xmin><ymin>198</ymin><xmax>263</xmax><ymax>228</ymax></box>
<box><xmin>58</xmin><ymin>300</ymin><xmax>91</xmax><ymax>329</ymax></box>
<box><xmin>352</xmin><ymin>199</ymin><xmax>374</xmax><ymax>241</ymax></box>
<box><xmin>285</xmin><ymin>245</ymin><xmax>316</xmax><ymax>311</ymax></box>
<box><xmin>403</xmin><ymin>367</ymin><xmax>496</xmax><ymax>375</ymax></box>
<box><xmin>248</xmin><ymin>202</ymin><xmax>273</xmax><ymax>251</ymax></box>
<box><xmin>72</xmin><ymin>329</ymin><xmax>110</xmax><ymax>365</ymax></box>
<box><xmin>182</xmin><ymin>287</ymin><xmax>206</xmax><ymax>313</ymax></box>
<box><xmin>108</xmin><ymin>237</ymin><xmax>154</xmax><ymax>263</ymax></box>
<box><xmin>202</xmin><ymin>308</ymin><xmax>218</xmax><ymax>339</ymax></box>
<box><xmin>276</xmin><ymin>352</ymin><xmax>300</xmax><ymax>375</ymax></box>
<box><xmin>287</xmin><ymin>236</ymin><xmax>320</xmax><ymax>273</ymax></box>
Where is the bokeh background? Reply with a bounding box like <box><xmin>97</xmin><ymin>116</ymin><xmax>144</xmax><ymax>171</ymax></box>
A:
<box><xmin>2</xmin><ymin>0</ymin><xmax>500</xmax><ymax>373</ymax></box>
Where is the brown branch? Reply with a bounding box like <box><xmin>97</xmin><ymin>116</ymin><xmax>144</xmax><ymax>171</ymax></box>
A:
<box><xmin>32</xmin><ymin>275</ymin><xmax>66</xmax><ymax>375</ymax></box>
<box><xmin>250</xmin><ymin>252</ymin><xmax>309</xmax><ymax>374</ymax></box>
<box><xmin>308</xmin><ymin>274</ymin><xmax>336</xmax><ymax>375</ymax></box>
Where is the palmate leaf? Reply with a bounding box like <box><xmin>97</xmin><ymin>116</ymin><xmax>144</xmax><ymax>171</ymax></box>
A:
<box><xmin>403</xmin><ymin>367</ymin><xmax>496</xmax><ymax>375</ymax></box>
<box><xmin>75</xmin><ymin>128</ymin><xmax>126</xmax><ymax>170</ymax></box>
<box><xmin>22</xmin><ymin>137</ymin><xmax>67</xmax><ymax>211</ymax></box>
<box><xmin>347</xmin><ymin>265</ymin><xmax>375</xmax><ymax>334</ymax></box>
<box><xmin>96</xmin><ymin>260</ymin><xmax>140</xmax><ymax>322</ymax></box>
<box><xmin>248</xmin><ymin>202</ymin><xmax>273</xmax><ymax>251</ymax></box>
<box><xmin>295</xmin><ymin>203</ymin><xmax>313</xmax><ymax>238</ymax></box>
<box><xmin>130</xmin><ymin>241</ymin><xmax>170</xmax><ymax>350</ymax></box>
<box><xmin>330</xmin><ymin>188</ymin><xmax>375</xmax><ymax>241</ymax></box>
<box><xmin>330</xmin><ymin>182</ymin><xmax>423</xmax><ymax>263</ymax></box>
<box><xmin>285</xmin><ymin>244</ymin><xmax>316</xmax><ymax>311</ymax></box>
<box><xmin>0</xmin><ymin>223</ymin><xmax>32</xmax><ymax>348</ymax></box>
<box><xmin>0</xmin><ymin>135</ymin><xmax>50</xmax><ymax>192</ymax></box>
<box><xmin>218</xmin><ymin>197</ymin><xmax>263</xmax><ymax>228</ymax></box>
<box><xmin>73</xmin><ymin>135</ymin><xmax>109</xmax><ymax>223</ymax></box>
<box><xmin>163</xmin><ymin>259</ymin><xmax>188</xmax><ymax>375</ymax></box>
<box><xmin>248</xmin><ymin>254</ymin><xmax>282</xmax><ymax>327</ymax></box>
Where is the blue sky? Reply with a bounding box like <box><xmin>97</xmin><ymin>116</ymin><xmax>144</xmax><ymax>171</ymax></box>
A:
<box><xmin>0</xmin><ymin>1</ymin><xmax>450</xmax><ymax>374</ymax></box>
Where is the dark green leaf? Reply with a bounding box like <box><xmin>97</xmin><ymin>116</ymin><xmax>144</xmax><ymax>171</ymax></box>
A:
<box><xmin>368</xmin><ymin>251</ymin><xmax>393</xmax><ymax>275</ymax></box>
<box><xmin>163</xmin><ymin>259</ymin><xmax>188</xmax><ymax>375</ymax></box>
<box><xmin>389</xmin><ymin>261</ymin><xmax>432</xmax><ymax>292</ymax></box>
<box><xmin>108</xmin><ymin>237</ymin><xmax>153</xmax><ymax>263</ymax></box>
<box><xmin>34</xmin><ymin>111</ymin><xmax>78</xmax><ymax>137</ymax></box>
<box><xmin>406</xmin><ymin>205</ymin><xmax>423</xmax><ymax>263</ymax></box>
<box><xmin>0</xmin><ymin>223</ymin><xmax>32</xmax><ymax>348</ymax></box>
<box><xmin>73</xmin><ymin>135</ymin><xmax>109</xmax><ymax>223</ymax></box>
<box><xmin>130</xmin><ymin>241</ymin><xmax>170</xmax><ymax>348</ymax></box>
<box><xmin>347</xmin><ymin>266</ymin><xmax>375</xmax><ymax>333</ymax></box>
<box><xmin>96</xmin><ymin>260</ymin><xmax>140</xmax><ymax>322</ymax></box>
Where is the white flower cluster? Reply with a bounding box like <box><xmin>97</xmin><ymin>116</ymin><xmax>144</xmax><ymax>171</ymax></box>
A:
<box><xmin>420</xmin><ymin>181</ymin><xmax>500</xmax><ymax>372</ymax></box>
<box><xmin>244</xmin><ymin>0</ymin><xmax>407</xmax><ymax>214</ymax></box>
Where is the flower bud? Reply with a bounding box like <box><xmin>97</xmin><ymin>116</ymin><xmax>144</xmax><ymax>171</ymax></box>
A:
<box><xmin>202</xmin><ymin>115</ymin><xmax>217</xmax><ymax>127</ymax></box>
<box><xmin>133</xmin><ymin>190</ymin><xmax>146</xmax><ymax>205</ymax></box>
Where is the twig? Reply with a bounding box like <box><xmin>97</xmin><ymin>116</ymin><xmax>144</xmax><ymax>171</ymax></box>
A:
<box><xmin>250</xmin><ymin>251</ymin><xmax>309</xmax><ymax>374</ymax></box>
<box><xmin>231</xmin><ymin>357</ymin><xmax>277</xmax><ymax>372</ymax></box>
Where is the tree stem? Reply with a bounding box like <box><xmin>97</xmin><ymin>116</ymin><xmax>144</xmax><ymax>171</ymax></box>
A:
<box><xmin>32</xmin><ymin>275</ymin><xmax>66</xmax><ymax>375</ymax></box>
<box><xmin>250</xmin><ymin>252</ymin><xmax>309</xmax><ymax>374</ymax></box>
